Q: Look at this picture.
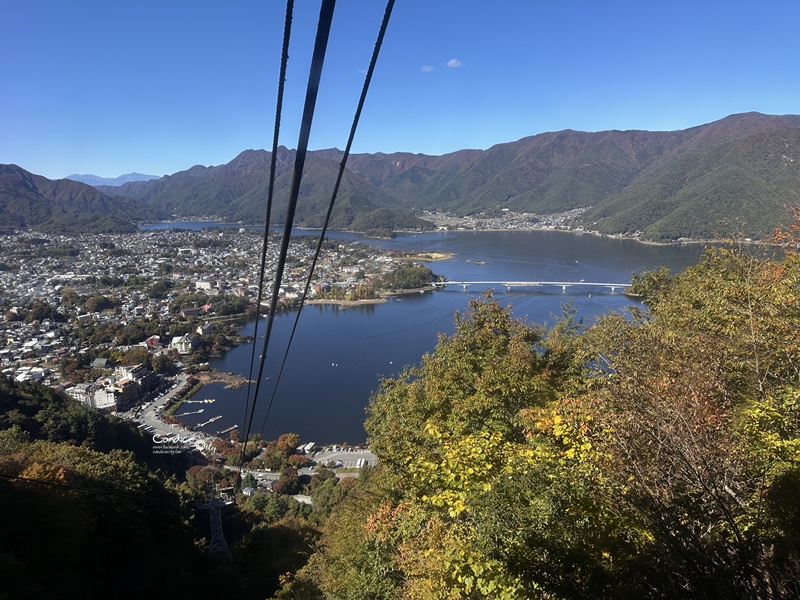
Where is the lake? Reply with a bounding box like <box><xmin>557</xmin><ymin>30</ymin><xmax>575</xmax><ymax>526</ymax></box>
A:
<box><xmin>154</xmin><ymin>226</ymin><xmax>706</xmax><ymax>444</ymax></box>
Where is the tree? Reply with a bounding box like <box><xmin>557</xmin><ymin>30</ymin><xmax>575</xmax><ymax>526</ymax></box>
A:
<box><xmin>83</xmin><ymin>295</ymin><xmax>117</xmax><ymax>313</ymax></box>
<box><xmin>287</xmin><ymin>454</ymin><xmax>310</xmax><ymax>469</ymax></box>
<box><xmin>121</xmin><ymin>346</ymin><xmax>150</xmax><ymax>367</ymax></box>
<box><xmin>277</xmin><ymin>432</ymin><xmax>301</xmax><ymax>455</ymax></box>
<box><xmin>242</xmin><ymin>472</ymin><xmax>257</xmax><ymax>490</ymax></box>
<box><xmin>25</xmin><ymin>299</ymin><xmax>65</xmax><ymax>323</ymax></box>
<box><xmin>575</xmin><ymin>244</ymin><xmax>800</xmax><ymax>597</ymax></box>
<box><xmin>311</xmin><ymin>295</ymin><xmax>571</xmax><ymax>598</ymax></box>
<box><xmin>151</xmin><ymin>354</ymin><xmax>173</xmax><ymax>374</ymax></box>
<box><xmin>279</xmin><ymin>263</ymin><xmax>800</xmax><ymax>598</ymax></box>
<box><xmin>378</xmin><ymin>265</ymin><xmax>435</xmax><ymax>290</ymax></box>
<box><xmin>274</xmin><ymin>467</ymin><xmax>301</xmax><ymax>496</ymax></box>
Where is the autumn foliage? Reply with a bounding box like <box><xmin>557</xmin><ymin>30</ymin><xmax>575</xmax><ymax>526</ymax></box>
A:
<box><xmin>278</xmin><ymin>242</ymin><xmax>800</xmax><ymax>599</ymax></box>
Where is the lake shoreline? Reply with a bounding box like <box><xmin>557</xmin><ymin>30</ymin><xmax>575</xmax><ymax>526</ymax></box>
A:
<box><xmin>146</xmin><ymin>227</ymin><xmax>706</xmax><ymax>444</ymax></box>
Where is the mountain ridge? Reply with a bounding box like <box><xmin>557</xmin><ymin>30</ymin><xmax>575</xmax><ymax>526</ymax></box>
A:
<box><xmin>66</xmin><ymin>172</ymin><xmax>159</xmax><ymax>187</ymax></box>
<box><xmin>5</xmin><ymin>112</ymin><xmax>800</xmax><ymax>240</ymax></box>
<box><xmin>0</xmin><ymin>164</ymin><xmax>167</xmax><ymax>233</ymax></box>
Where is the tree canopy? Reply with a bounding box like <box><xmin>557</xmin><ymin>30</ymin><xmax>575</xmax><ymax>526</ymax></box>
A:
<box><xmin>278</xmin><ymin>245</ymin><xmax>800</xmax><ymax>599</ymax></box>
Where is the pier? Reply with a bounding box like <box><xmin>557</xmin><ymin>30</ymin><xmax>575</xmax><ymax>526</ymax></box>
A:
<box><xmin>176</xmin><ymin>408</ymin><xmax>204</xmax><ymax>417</ymax></box>
<box><xmin>196</xmin><ymin>415</ymin><xmax>222</xmax><ymax>428</ymax></box>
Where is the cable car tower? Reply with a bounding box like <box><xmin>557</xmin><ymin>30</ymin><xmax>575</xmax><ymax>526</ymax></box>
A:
<box><xmin>197</xmin><ymin>485</ymin><xmax>234</xmax><ymax>562</ymax></box>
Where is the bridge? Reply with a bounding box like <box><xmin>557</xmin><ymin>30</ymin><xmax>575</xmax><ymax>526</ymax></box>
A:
<box><xmin>433</xmin><ymin>280</ymin><xmax>631</xmax><ymax>293</ymax></box>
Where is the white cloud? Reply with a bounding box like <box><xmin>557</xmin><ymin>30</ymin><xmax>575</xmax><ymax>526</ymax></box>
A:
<box><xmin>446</xmin><ymin>58</ymin><xmax>464</xmax><ymax>68</ymax></box>
<box><xmin>420</xmin><ymin>65</ymin><xmax>434</xmax><ymax>72</ymax></box>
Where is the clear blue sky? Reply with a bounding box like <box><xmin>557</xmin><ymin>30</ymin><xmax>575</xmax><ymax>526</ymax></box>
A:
<box><xmin>2</xmin><ymin>0</ymin><xmax>800</xmax><ymax>180</ymax></box>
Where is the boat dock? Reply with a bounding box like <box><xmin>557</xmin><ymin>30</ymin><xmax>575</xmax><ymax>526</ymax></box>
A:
<box><xmin>196</xmin><ymin>415</ymin><xmax>222</xmax><ymax>428</ymax></box>
<box><xmin>176</xmin><ymin>408</ymin><xmax>204</xmax><ymax>417</ymax></box>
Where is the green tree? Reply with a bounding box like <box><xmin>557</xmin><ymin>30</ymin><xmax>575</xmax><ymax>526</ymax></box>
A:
<box><xmin>242</xmin><ymin>472</ymin><xmax>258</xmax><ymax>490</ymax></box>
<box><xmin>378</xmin><ymin>265</ymin><xmax>436</xmax><ymax>290</ymax></box>
<box><xmin>293</xmin><ymin>295</ymin><xmax>573</xmax><ymax>598</ymax></box>
<box><xmin>278</xmin><ymin>258</ymin><xmax>800</xmax><ymax>598</ymax></box>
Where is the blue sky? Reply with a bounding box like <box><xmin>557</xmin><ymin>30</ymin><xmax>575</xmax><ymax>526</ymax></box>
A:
<box><xmin>2</xmin><ymin>0</ymin><xmax>800</xmax><ymax>180</ymax></box>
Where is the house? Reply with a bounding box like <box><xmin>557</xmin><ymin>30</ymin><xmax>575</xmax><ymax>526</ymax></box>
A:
<box><xmin>170</xmin><ymin>334</ymin><xmax>199</xmax><ymax>355</ymax></box>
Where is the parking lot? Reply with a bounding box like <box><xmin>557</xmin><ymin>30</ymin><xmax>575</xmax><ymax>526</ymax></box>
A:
<box><xmin>312</xmin><ymin>447</ymin><xmax>377</xmax><ymax>470</ymax></box>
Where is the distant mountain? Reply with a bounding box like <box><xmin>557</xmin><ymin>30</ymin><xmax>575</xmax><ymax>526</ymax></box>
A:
<box><xmin>9</xmin><ymin>112</ymin><xmax>800</xmax><ymax>240</ymax></box>
<box><xmin>104</xmin><ymin>147</ymin><xmax>434</xmax><ymax>234</ymax></box>
<box><xmin>66</xmin><ymin>172</ymin><xmax>160</xmax><ymax>187</ymax></box>
<box><xmin>336</xmin><ymin>112</ymin><xmax>800</xmax><ymax>241</ymax></box>
<box><xmin>0</xmin><ymin>165</ymin><xmax>167</xmax><ymax>233</ymax></box>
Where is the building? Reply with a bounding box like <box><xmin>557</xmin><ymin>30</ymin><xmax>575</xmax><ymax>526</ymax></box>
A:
<box><xmin>65</xmin><ymin>383</ymin><xmax>93</xmax><ymax>407</ymax></box>
<box><xmin>116</xmin><ymin>363</ymin><xmax>160</xmax><ymax>393</ymax></box>
<box><xmin>114</xmin><ymin>377</ymin><xmax>140</xmax><ymax>410</ymax></box>
<box><xmin>92</xmin><ymin>385</ymin><xmax>118</xmax><ymax>411</ymax></box>
<box><xmin>170</xmin><ymin>334</ymin><xmax>199</xmax><ymax>355</ymax></box>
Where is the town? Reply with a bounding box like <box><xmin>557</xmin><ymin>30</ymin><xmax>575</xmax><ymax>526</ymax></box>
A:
<box><xmin>0</xmin><ymin>225</ymin><xmax>435</xmax><ymax>416</ymax></box>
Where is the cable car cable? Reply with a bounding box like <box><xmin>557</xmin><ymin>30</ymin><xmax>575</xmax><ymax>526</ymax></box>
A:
<box><xmin>258</xmin><ymin>0</ymin><xmax>396</xmax><ymax>437</ymax></box>
<box><xmin>240</xmin><ymin>0</ymin><xmax>294</xmax><ymax>447</ymax></box>
<box><xmin>239</xmin><ymin>0</ymin><xmax>336</xmax><ymax>466</ymax></box>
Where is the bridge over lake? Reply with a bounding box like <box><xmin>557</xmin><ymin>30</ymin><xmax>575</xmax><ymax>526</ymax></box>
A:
<box><xmin>433</xmin><ymin>280</ymin><xmax>632</xmax><ymax>293</ymax></box>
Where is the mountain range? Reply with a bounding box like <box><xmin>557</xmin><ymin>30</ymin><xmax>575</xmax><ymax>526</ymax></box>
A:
<box><xmin>3</xmin><ymin>112</ymin><xmax>800</xmax><ymax>240</ymax></box>
<box><xmin>0</xmin><ymin>164</ymin><xmax>167</xmax><ymax>234</ymax></box>
<box><xmin>66</xmin><ymin>172</ymin><xmax>159</xmax><ymax>187</ymax></box>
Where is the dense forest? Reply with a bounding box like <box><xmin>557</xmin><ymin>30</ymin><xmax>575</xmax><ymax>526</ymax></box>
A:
<box><xmin>0</xmin><ymin>374</ymin><xmax>373</xmax><ymax>599</ymax></box>
<box><xmin>3</xmin><ymin>236</ymin><xmax>800</xmax><ymax>599</ymax></box>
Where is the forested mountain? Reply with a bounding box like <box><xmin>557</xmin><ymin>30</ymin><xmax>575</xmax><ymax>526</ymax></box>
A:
<box><xmin>102</xmin><ymin>148</ymin><xmax>434</xmax><ymax>234</ymax></box>
<box><xmin>99</xmin><ymin>111</ymin><xmax>800</xmax><ymax>241</ymax></box>
<box><xmin>337</xmin><ymin>111</ymin><xmax>800</xmax><ymax>240</ymax></box>
<box><xmin>4</xmin><ymin>112</ymin><xmax>800</xmax><ymax>239</ymax></box>
<box><xmin>0</xmin><ymin>164</ymin><xmax>166</xmax><ymax>233</ymax></box>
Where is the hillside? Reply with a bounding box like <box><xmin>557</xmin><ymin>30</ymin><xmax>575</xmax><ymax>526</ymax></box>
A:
<box><xmin>6</xmin><ymin>112</ymin><xmax>800</xmax><ymax>240</ymax></box>
<box><xmin>111</xmin><ymin>112</ymin><xmax>800</xmax><ymax>241</ymax></box>
<box><xmin>104</xmin><ymin>148</ymin><xmax>434</xmax><ymax>233</ymax></box>
<box><xmin>0</xmin><ymin>164</ymin><xmax>165</xmax><ymax>233</ymax></box>
<box><xmin>337</xmin><ymin>112</ymin><xmax>800</xmax><ymax>240</ymax></box>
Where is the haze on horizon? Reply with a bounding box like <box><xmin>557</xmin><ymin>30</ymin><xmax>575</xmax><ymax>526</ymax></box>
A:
<box><xmin>2</xmin><ymin>0</ymin><xmax>799</xmax><ymax>180</ymax></box>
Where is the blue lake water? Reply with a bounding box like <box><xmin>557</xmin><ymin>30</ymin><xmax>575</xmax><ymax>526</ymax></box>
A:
<box><xmin>150</xmin><ymin>225</ymin><xmax>706</xmax><ymax>444</ymax></box>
